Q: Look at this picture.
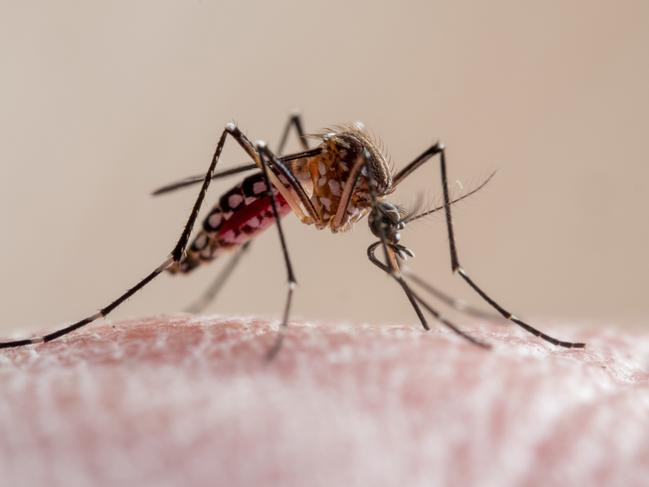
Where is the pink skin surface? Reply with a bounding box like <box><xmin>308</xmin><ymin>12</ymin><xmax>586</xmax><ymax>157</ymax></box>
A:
<box><xmin>1</xmin><ymin>317</ymin><xmax>648</xmax><ymax>487</ymax></box>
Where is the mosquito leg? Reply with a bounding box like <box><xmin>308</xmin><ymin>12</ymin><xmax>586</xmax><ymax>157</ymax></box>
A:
<box><xmin>186</xmin><ymin>113</ymin><xmax>313</xmax><ymax>314</ymax></box>
<box><xmin>277</xmin><ymin>111</ymin><xmax>309</xmax><ymax>154</ymax></box>
<box><xmin>153</xmin><ymin>112</ymin><xmax>310</xmax><ymax>197</ymax></box>
<box><xmin>0</xmin><ymin>123</ymin><xmax>258</xmax><ymax>349</ymax></box>
<box><xmin>366</xmin><ymin>149</ymin><xmax>481</xmax><ymax>346</ymax></box>
<box><xmin>365</xmin><ymin>242</ymin><xmax>429</xmax><ymax>331</ymax></box>
<box><xmin>255</xmin><ymin>114</ymin><xmax>309</xmax><ymax>357</ymax></box>
<box><xmin>152</xmin><ymin>164</ymin><xmax>258</xmax><ymax>196</ymax></box>
<box><xmin>396</xmin><ymin>142</ymin><xmax>585</xmax><ymax>348</ymax></box>
<box><xmin>256</xmin><ymin>142</ymin><xmax>299</xmax><ymax>360</ymax></box>
<box><xmin>367</xmin><ymin>242</ymin><xmax>489</xmax><ymax>348</ymax></box>
<box><xmin>362</xmin><ymin>158</ymin><xmax>432</xmax><ymax>333</ymax></box>
<box><xmin>403</xmin><ymin>270</ymin><xmax>505</xmax><ymax>322</ymax></box>
<box><xmin>183</xmin><ymin>242</ymin><xmax>252</xmax><ymax>313</ymax></box>
<box><xmin>261</xmin><ymin>112</ymin><xmax>317</xmax><ymax>223</ymax></box>
<box><xmin>0</xmin><ymin>257</ymin><xmax>175</xmax><ymax>349</ymax></box>
<box><xmin>151</xmin><ymin>147</ymin><xmax>323</xmax><ymax>197</ymax></box>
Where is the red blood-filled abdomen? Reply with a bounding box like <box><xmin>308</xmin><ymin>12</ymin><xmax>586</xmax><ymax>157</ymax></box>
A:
<box><xmin>174</xmin><ymin>172</ymin><xmax>291</xmax><ymax>274</ymax></box>
<box><xmin>215</xmin><ymin>192</ymin><xmax>291</xmax><ymax>247</ymax></box>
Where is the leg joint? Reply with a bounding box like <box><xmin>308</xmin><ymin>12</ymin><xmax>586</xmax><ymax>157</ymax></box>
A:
<box><xmin>225</xmin><ymin>122</ymin><xmax>239</xmax><ymax>134</ymax></box>
<box><xmin>171</xmin><ymin>248</ymin><xmax>186</xmax><ymax>263</ymax></box>
<box><xmin>431</xmin><ymin>140</ymin><xmax>445</xmax><ymax>153</ymax></box>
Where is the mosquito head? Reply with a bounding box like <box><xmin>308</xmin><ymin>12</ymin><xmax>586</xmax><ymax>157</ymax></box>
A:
<box><xmin>368</xmin><ymin>200</ymin><xmax>404</xmax><ymax>244</ymax></box>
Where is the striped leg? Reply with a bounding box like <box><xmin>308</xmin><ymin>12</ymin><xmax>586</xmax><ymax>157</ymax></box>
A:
<box><xmin>151</xmin><ymin>112</ymin><xmax>311</xmax><ymax>197</ymax></box>
<box><xmin>255</xmin><ymin>143</ymin><xmax>300</xmax><ymax>360</ymax></box>
<box><xmin>404</xmin><ymin>270</ymin><xmax>504</xmax><ymax>321</ymax></box>
<box><xmin>185</xmin><ymin>113</ymin><xmax>311</xmax><ymax>314</ymax></box>
<box><xmin>0</xmin><ymin>123</ymin><xmax>260</xmax><ymax>348</ymax></box>
<box><xmin>394</xmin><ymin>142</ymin><xmax>585</xmax><ymax>348</ymax></box>
<box><xmin>367</xmin><ymin>242</ymin><xmax>490</xmax><ymax>348</ymax></box>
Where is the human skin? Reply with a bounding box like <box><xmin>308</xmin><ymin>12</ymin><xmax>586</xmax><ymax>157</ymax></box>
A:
<box><xmin>1</xmin><ymin>317</ymin><xmax>647</xmax><ymax>487</ymax></box>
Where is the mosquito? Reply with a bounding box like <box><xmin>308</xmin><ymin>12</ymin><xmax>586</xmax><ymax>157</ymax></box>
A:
<box><xmin>0</xmin><ymin>113</ymin><xmax>585</xmax><ymax>355</ymax></box>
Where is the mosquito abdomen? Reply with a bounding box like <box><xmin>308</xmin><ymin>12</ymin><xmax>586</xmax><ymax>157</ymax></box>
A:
<box><xmin>171</xmin><ymin>172</ymin><xmax>291</xmax><ymax>274</ymax></box>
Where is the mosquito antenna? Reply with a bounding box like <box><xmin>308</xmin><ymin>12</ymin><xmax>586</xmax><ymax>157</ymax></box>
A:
<box><xmin>401</xmin><ymin>170</ymin><xmax>497</xmax><ymax>224</ymax></box>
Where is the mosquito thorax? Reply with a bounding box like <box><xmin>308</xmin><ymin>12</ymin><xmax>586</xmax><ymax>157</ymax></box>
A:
<box><xmin>298</xmin><ymin>123</ymin><xmax>393</xmax><ymax>232</ymax></box>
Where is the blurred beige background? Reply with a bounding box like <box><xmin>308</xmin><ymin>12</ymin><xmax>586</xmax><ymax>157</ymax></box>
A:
<box><xmin>1</xmin><ymin>1</ymin><xmax>648</xmax><ymax>336</ymax></box>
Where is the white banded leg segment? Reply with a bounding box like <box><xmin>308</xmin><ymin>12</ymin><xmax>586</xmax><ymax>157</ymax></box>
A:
<box><xmin>183</xmin><ymin>113</ymin><xmax>312</xmax><ymax>315</ymax></box>
<box><xmin>404</xmin><ymin>269</ymin><xmax>503</xmax><ymax>321</ymax></box>
<box><xmin>256</xmin><ymin>142</ymin><xmax>300</xmax><ymax>360</ymax></box>
<box><xmin>392</xmin><ymin>141</ymin><xmax>586</xmax><ymax>349</ymax></box>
